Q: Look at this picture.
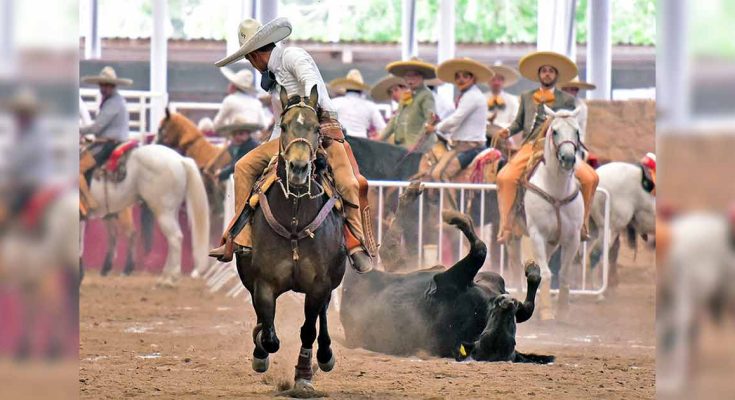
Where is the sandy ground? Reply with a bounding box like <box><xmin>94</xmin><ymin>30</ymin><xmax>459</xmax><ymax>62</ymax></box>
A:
<box><xmin>80</xmin><ymin>245</ymin><xmax>655</xmax><ymax>399</ymax></box>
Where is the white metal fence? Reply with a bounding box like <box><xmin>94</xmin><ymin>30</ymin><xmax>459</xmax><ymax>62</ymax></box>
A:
<box><xmin>80</xmin><ymin>88</ymin><xmax>163</xmax><ymax>138</ymax></box>
<box><xmin>204</xmin><ymin>178</ymin><xmax>611</xmax><ymax>299</ymax></box>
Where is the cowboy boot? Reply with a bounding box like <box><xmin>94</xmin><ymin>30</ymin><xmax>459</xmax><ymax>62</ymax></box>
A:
<box><xmin>79</xmin><ymin>174</ymin><xmax>99</xmax><ymax>212</ymax></box>
<box><xmin>209</xmin><ymin>206</ymin><xmax>252</xmax><ymax>262</ymax></box>
<box><xmin>345</xmin><ymin>225</ymin><xmax>373</xmax><ymax>274</ymax></box>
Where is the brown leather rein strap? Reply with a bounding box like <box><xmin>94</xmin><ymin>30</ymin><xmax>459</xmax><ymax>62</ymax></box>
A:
<box><xmin>258</xmin><ymin>191</ymin><xmax>338</xmax><ymax>262</ymax></box>
<box><xmin>522</xmin><ymin>179</ymin><xmax>580</xmax><ymax>243</ymax></box>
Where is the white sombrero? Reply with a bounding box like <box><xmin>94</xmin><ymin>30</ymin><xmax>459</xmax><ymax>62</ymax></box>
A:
<box><xmin>560</xmin><ymin>77</ymin><xmax>597</xmax><ymax>91</ymax></box>
<box><xmin>198</xmin><ymin>117</ymin><xmax>214</xmax><ymax>132</ymax></box>
<box><xmin>329</xmin><ymin>69</ymin><xmax>370</xmax><ymax>92</ymax></box>
<box><xmin>436</xmin><ymin>58</ymin><xmax>494</xmax><ymax>84</ymax></box>
<box><xmin>488</xmin><ymin>62</ymin><xmax>520</xmax><ymax>87</ymax></box>
<box><xmin>518</xmin><ymin>51</ymin><xmax>578</xmax><ymax>83</ymax></box>
<box><xmin>215</xmin><ymin>18</ymin><xmax>292</xmax><ymax>67</ymax></box>
<box><xmin>386</xmin><ymin>57</ymin><xmax>437</xmax><ymax>79</ymax></box>
<box><xmin>81</xmin><ymin>66</ymin><xmax>133</xmax><ymax>86</ymax></box>
<box><xmin>221</xmin><ymin>67</ymin><xmax>255</xmax><ymax>92</ymax></box>
<box><xmin>369</xmin><ymin>75</ymin><xmax>407</xmax><ymax>102</ymax></box>
<box><xmin>216</xmin><ymin>113</ymin><xmax>264</xmax><ymax>135</ymax></box>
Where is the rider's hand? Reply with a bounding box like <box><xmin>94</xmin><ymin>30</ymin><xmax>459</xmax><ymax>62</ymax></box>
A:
<box><xmin>424</xmin><ymin>123</ymin><xmax>436</xmax><ymax>134</ymax></box>
<box><xmin>497</xmin><ymin>128</ymin><xmax>510</xmax><ymax>139</ymax></box>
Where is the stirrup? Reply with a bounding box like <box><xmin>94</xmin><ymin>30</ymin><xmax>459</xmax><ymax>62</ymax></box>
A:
<box><xmin>209</xmin><ymin>235</ymin><xmax>235</xmax><ymax>262</ymax></box>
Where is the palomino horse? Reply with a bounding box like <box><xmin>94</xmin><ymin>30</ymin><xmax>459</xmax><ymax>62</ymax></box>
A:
<box><xmin>156</xmin><ymin>109</ymin><xmax>231</xmax><ymax>216</ymax></box>
<box><xmin>82</xmin><ymin>144</ymin><xmax>210</xmax><ymax>286</ymax></box>
<box><xmin>588</xmin><ymin>161</ymin><xmax>655</xmax><ymax>285</ymax></box>
<box><xmin>234</xmin><ymin>87</ymin><xmax>345</xmax><ymax>394</ymax></box>
<box><xmin>506</xmin><ymin>107</ymin><xmax>584</xmax><ymax>320</ymax></box>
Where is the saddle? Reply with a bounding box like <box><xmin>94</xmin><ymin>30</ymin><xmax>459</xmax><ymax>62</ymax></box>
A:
<box><xmin>93</xmin><ymin>140</ymin><xmax>140</xmax><ymax>183</ymax></box>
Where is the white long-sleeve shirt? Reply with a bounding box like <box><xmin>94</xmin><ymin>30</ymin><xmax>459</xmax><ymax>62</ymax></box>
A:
<box><xmin>433</xmin><ymin>90</ymin><xmax>455</xmax><ymax>120</ymax></box>
<box><xmin>213</xmin><ymin>91</ymin><xmax>267</xmax><ymax>130</ymax></box>
<box><xmin>436</xmin><ymin>85</ymin><xmax>487</xmax><ymax>143</ymax></box>
<box><xmin>267</xmin><ymin>45</ymin><xmax>336</xmax><ymax>139</ymax></box>
<box><xmin>331</xmin><ymin>92</ymin><xmax>386</xmax><ymax>138</ymax></box>
<box><xmin>79</xmin><ymin>91</ymin><xmax>129</xmax><ymax>141</ymax></box>
<box><xmin>486</xmin><ymin>90</ymin><xmax>519</xmax><ymax>129</ymax></box>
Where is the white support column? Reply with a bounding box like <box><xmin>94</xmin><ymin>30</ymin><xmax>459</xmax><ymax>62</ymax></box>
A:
<box><xmin>587</xmin><ymin>0</ymin><xmax>612</xmax><ymax>100</ymax></box>
<box><xmin>657</xmin><ymin>0</ymin><xmax>689</xmax><ymax>127</ymax></box>
<box><xmin>327</xmin><ymin>0</ymin><xmax>343</xmax><ymax>43</ymax></box>
<box><xmin>226</xmin><ymin>0</ymin><xmax>249</xmax><ymax>59</ymax></box>
<box><xmin>149</xmin><ymin>0</ymin><xmax>168</xmax><ymax>134</ymax></box>
<box><xmin>437</xmin><ymin>0</ymin><xmax>455</xmax><ymax>102</ymax></box>
<box><xmin>401</xmin><ymin>0</ymin><xmax>418</xmax><ymax>60</ymax></box>
<box><xmin>85</xmin><ymin>0</ymin><xmax>101</xmax><ymax>59</ymax></box>
<box><xmin>536</xmin><ymin>0</ymin><xmax>577</xmax><ymax>59</ymax></box>
<box><xmin>0</xmin><ymin>0</ymin><xmax>16</xmax><ymax>78</ymax></box>
<box><xmin>258</xmin><ymin>0</ymin><xmax>278</xmax><ymax>23</ymax></box>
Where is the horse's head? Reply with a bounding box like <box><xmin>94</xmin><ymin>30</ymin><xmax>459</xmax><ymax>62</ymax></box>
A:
<box><xmin>543</xmin><ymin>105</ymin><xmax>581</xmax><ymax>172</ymax></box>
<box><xmin>156</xmin><ymin>108</ymin><xmax>200</xmax><ymax>149</ymax></box>
<box><xmin>278</xmin><ymin>85</ymin><xmax>321</xmax><ymax>187</ymax></box>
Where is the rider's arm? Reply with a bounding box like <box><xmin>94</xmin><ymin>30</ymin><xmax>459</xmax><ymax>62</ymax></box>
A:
<box><xmin>370</xmin><ymin>103</ymin><xmax>387</xmax><ymax>133</ymax></box>
<box><xmin>435</xmin><ymin>91</ymin><xmax>477</xmax><ymax>135</ymax></box>
<box><xmin>506</xmin><ymin>94</ymin><xmax>525</xmax><ymax>137</ymax></box>
<box><xmin>284</xmin><ymin>48</ymin><xmax>334</xmax><ymax>113</ymax></box>
<box><xmin>79</xmin><ymin>99</ymin><xmax>118</xmax><ymax>136</ymax></box>
<box><xmin>380</xmin><ymin>115</ymin><xmax>396</xmax><ymax>141</ymax></box>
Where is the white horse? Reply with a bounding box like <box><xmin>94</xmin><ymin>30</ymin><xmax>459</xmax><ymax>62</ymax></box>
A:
<box><xmin>588</xmin><ymin>161</ymin><xmax>655</xmax><ymax>285</ymax></box>
<box><xmin>507</xmin><ymin>106</ymin><xmax>584</xmax><ymax>320</ymax></box>
<box><xmin>81</xmin><ymin>144</ymin><xmax>210</xmax><ymax>286</ymax></box>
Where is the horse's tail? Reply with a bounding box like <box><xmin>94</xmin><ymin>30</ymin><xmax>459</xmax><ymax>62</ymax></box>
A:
<box><xmin>182</xmin><ymin>157</ymin><xmax>211</xmax><ymax>273</ymax></box>
<box><xmin>140</xmin><ymin>202</ymin><xmax>155</xmax><ymax>254</ymax></box>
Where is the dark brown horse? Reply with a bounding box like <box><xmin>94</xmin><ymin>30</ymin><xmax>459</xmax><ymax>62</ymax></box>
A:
<box><xmin>235</xmin><ymin>86</ymin><xmax>345</xmax><ymax>394</ymax></box>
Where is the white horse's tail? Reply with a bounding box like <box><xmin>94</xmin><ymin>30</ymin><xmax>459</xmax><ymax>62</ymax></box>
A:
<box><xmin>182</xmin><ymin>158</ymin><xmax>210</xmax><ymax>273</ymax></box>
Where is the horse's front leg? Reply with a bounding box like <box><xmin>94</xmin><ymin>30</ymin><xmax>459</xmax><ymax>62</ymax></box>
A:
<box><xmin>251</xmin><ymin>282</ymin><xmax>279</xmax><ymax>373</ymax></box>
<box><xmin>293</xmin><ymin>292</ymin><xmax>327</xmax><ymax>390</ymax></box>
<box><xmin>558</xmin><ymin>236</ymin><xmax>581</xmax><ymax>312</ymax></box>
<box><xmin>316</xmin><ymin>293</ymin><xmax>336</xmax><ymax>372</ymax></box>
<box><xmin>101</xmin><ymin>217</ymin><xmax>117</xmax><ymax>276</ymax></box>
<box><xmin>529</xmin><ymin>228</ymin><xmax>554</xmax><ymax>320</ymax></box>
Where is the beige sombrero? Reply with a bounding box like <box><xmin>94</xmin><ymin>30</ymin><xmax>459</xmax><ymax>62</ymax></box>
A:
<box><xmin>216</xmin><ymin>113</ymin><xmax>264</xmax><ymax>136</ymax></box>
<box><xmin>518</xmin><ymin>51</ymin><xmax>578</xmax><ymax>83</ymax></box>
<box><xmin>81</xmin><ymin>66</ymin><xmax>133</xmax><ymax>86</ymax></box>
<box><xmin>221</xmin><ymin>67</ymin><xmax>255</xmax><ymax>92</ymax></box>
<box><xmin>1</xmin><ymin>88</ymin><xmax>43</xmax><ymax>113</ymax></box>
<box><xmin>425</xmin><ymin>77</ymin><xmax>443</xmax><ymax>87</ymax></box>
<box><xmin>329</xmin><ymin>69</ymin><xmax>370</xmax><ymax>92</ymax></box>
<box><xmin>215</xmin><ymin>18</ymin><xmax>292</xmax><ymax>67</ymax></box>
<box><xmin>369</xmin><ymin>75</ymin><xmax>407</xmax><ymax>102</ymax></box>
<box><xmin>386</xmin><ymin>57</ymin><xmax>436</xmax><ymax>79</ymax></box>
<box><xmin>560</xmin><ymin>77</ymin><xmax>597</xmax><ymax>90</ymax></box>
<box><xmin>488</xmin><ymin>62</ymin><xmax>520</xmax><ymax>87</ymax></box>
<box><xmin>436</xmin><ymin>58</ymin><xmax>494</xmax><ymax>84</ymax></box>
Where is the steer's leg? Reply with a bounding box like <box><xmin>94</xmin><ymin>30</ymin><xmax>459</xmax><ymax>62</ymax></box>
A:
<box><xmin>529</xmin><ymin>227</ymin><xmax>554</xmax><ymax>320</ymax></box>
<box><xmin>515</xmin><ymin>261</ymin><xmax>542</xmax><ymax>323</ymax></box>
<box><xmin>316</xmin><ymin>293</ymin><xmax>336</xmax><ymax>372</ymax></box>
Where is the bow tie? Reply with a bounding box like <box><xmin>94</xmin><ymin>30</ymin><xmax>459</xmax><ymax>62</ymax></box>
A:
<box><xmin>532</xmin><ymin>89</ymin><xmax>555</xmax><ymax>105</ymax></box>
<box><xmin>260</xmin><ymin>70</ymin><xmax>277</xmax><ymax>92</ymax></box>
<box><xmin>487</xmin><ymin>95</ymin><xmax>506</xmax><ymax>110</ymax></box>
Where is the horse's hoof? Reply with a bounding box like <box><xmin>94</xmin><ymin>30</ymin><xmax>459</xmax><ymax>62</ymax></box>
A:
<box><xmin>251</xmin><ymin>355</ymin><xmax>269</xmax><ymax>373</ymax></box>
<box><xmin>190</xmin><ymin>269</ymin><xmax>201</xmax><ymax>279</ymax></box>
<box><xmin>317</xmin><ymin>354</ymin><xmax>336</xmax><ymax>372</ymax></box>
<box><xmin>293</xmin><ymin>379</ymin><xmax>315</xmax><ymax>393</ymax></box>
<box><xmin>156</xmin><ymin>276</ymin><xmax>177</xmax><ymax>288</ymax></box>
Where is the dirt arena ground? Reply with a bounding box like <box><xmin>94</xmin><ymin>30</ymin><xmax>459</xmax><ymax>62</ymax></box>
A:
<box><xmin>80</xmin><ymin>245</ymin><xmax>655</xmax><ymax>399</ymax></box>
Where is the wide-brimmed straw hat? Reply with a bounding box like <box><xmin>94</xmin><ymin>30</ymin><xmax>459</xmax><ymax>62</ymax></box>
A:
<box><xmin>329</xmin><ymin>69</ymin><xmax>370</xmax><ymax>92</ymax></box>
<box><xmin>197</xmin><ymin>117</ymin><xmax>214</xmax><ymax>132</ymax></box>
<box><xmin>369</xmin><ymin>75</ymin><xmax>407</xmax><ymax>102</ymax></box>
<box><xmin>560</xmin><ymin>77</ymin><xmax>597</xmax><ymax>91</ymax></box>
<box><xmin>436</xmin><ymin>57</ymin><xmax>494</xmax><ymax>84</ymax></box>
<box><xmin>215</xmin><ymin>18</ymin><xmax>292</xmax><ymax>67</ymax></box>
<box><xmin>81</xmin><ymin>66</ymin><xmax>133</xmax><ymax>86</ymax></box>
<box><xmin>216</xmin><ymin>113</ymin><xmax>264</xmax><ymax>135</ymax></box>
<box><xmin>488</xmin><ymin>62</ymin><xmax>520</xmax><ymax>87</ymax></box>
<box><xmin>518</xmin><ymin>51</ymin><xmax>578</xmax><ymax>83</ymax></box>
<box><xmin>386</xmin><ymin>57</ymin><xmax>436</xmax><ymax>79</ymax></box>
<box><xmin>221</xmin><ymin>67</ymin><xmax>255</xmax><ymax>92</ymax></box>
<box><xmin>1</xmin><ymin>88</ymin><xmax>43</xmax><ymax>113</ymax></box>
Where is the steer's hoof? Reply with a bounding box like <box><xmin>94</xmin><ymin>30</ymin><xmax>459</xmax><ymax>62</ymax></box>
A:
<box><xmin>523</xmin><ymin>260</ymin><xmax>541</xmax><ymax>280</ymax></box>
<box><xmin>252</xmin><ymin>355</ymin><xmax>269</xmax><ymax>373</ymax></box>
<box><xmin>318</xmin><ymin>354</ymin><xmax>336</xmax><ymax>372</ymax></box>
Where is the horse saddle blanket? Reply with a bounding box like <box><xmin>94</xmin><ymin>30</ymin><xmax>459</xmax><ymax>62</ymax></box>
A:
<box><xmin>639</xmin><ymin>162</ymin><xmax>656</xmax><ymax>194</ymax></box>
<box><xmin>20</xmin><ymin>186</ymin><xmax>65</xmax><ymax>231</ymax></box>
<box><xmin>94</xmin><ymin>140</ymin><xmax>140</xmax><ymax>183</ymax></box>
<box><xmin>467</xmin><ymin>148</ymin><xmax>504</xmax><ymax>183</ymax></box>
<box><xmin>247</xmin><ymin>156</ymin><xmax>342</xmax><ymax>211</ymax></box>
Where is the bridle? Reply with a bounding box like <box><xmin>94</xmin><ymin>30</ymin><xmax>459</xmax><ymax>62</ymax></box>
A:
<box><xmin>547</xmin><ymin>117</ymin><xmax>583</xmax><ymax>167</ymax></box>
<box><xmin>278</xmin><ymin>99</ymin><xmax>324</xmax><ymax>199</ymax></box>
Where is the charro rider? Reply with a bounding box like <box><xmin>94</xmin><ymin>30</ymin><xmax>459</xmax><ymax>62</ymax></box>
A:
<box><xmin>495</xmin><ymin>51</ymin><xmax>599</xmax><ymax>244</ymax></box>
<box><xmin>213</xmin><ymin>66</ymin><xmax>268</xmax><ymax>136</ymax></box>
<box><xmin>208</xmin><ymin>17</ymin><xmax>376</xmax><ymax>273</ymax></box>
<box><xmin>369</xmin><ymin>75</ymin><xmax>408</xmax><ymax>117</ymax></box>
<box><xmin>486</xmin><ymin>62</ymin><xmax>521</xmax><ymax>147</ymax></box>
<box><xmin>213</xmin><ymin>113</ymin><xmax>262</xmax><ymax>182</ymax></box>
<box><xmin>424</xmin><ymin>58</ymin><xmax>491</xmax><ymax>182</ymax></box>
<box><xmin>379</xmin><ymin>57</ymin><xmax>437</xmax><ymax>154</ymax></box>
<box><xmin>560</xmin><ymin>77</ymin><xmax>596</xmax><ymax>145</ymax></box>
<box><xmin>329</xmin><ymin>69</ymin><xmax>386</xmax><ymax>139</ymax></box>
<box><xmin>79</xmin><ymin>66</ymin><xmax>132</xmax><ymax>215</ymax></box>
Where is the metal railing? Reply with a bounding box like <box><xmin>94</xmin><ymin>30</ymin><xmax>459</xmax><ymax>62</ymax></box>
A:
<box><xmin>203</xmin><ymin>178</ymin><xmax>611</xmax><ymax>299</ymax></box>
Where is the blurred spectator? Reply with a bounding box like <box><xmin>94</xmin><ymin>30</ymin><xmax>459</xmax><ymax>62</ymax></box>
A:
<box><xmin>330</xmin><ymin>69</ymin><xmax>386</xmax><ymax>139</ymax></box>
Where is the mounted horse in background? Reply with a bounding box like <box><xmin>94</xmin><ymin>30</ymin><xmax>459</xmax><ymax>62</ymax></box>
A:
<box><xmin>233</xmin><ymin>87</ymin><xmax>346</xmax><ymax>393</ymax></box>
<box><xmin>505</xmin><ymin>107</ymin><xmax>584</xmax><ymax>320</ymax></box>
<box><xmin>156</xmin><ymin>109</ymin><xmax>232</xmax><ymax>216</ymax></box>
